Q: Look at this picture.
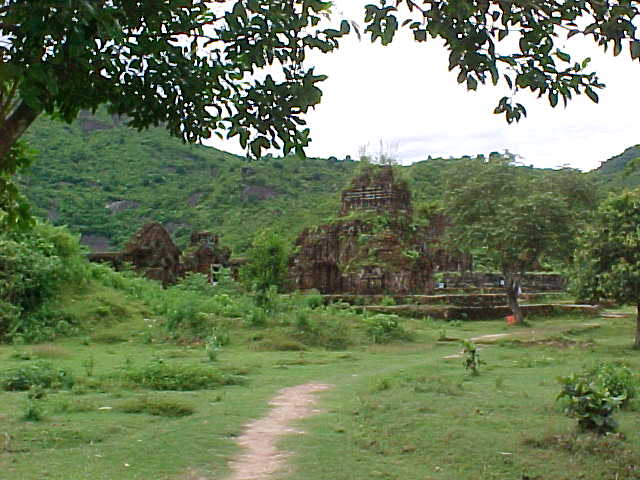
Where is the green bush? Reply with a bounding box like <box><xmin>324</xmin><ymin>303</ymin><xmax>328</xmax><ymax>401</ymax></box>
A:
<box><xmin>0</xmin><ymin>361</ymin><xmax>75</xmax><ymax>391</ymax></box>
<box><xmin>0</xmin><ymin>223</ymin><xmax>89</xmax><ymax>342</ymax></box>
<box><xmin>241</xmin><ymin>231</ymin><xmax>289</xmax><ymax>308</ymax></box>
<box><xmin>293</xmin><ymin>314</ymin><xmax>353</xmax><ymax>350</ymax></box>
<box><xmin>123</xmin><ymin>359</ymin><xmax>243</xmax><ymax>391</ymax></box>
<box><xmin>365</xmin><ymin>314</ymin><xmax>410</xmax><ymax>344</ymax></box>
<box><xmin>557</xmin><ymin>362</ymin><xmax>635</xmax><ymax>434</ymax></box>
<box><xmin>585</xmin><ymin>362</ymin><xmax>637</xmax><ymax>407</ymax></box>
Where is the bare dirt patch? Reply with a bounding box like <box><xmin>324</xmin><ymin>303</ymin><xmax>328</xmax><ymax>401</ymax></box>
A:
<box><xmin>226</xmin><ymin>382</ymin><xmax>333</xmax><ymax>480</ymax></box>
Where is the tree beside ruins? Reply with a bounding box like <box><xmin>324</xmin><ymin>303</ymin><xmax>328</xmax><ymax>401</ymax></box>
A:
<box><xmin>443</xmin><ymin>157</ymin><xmax>594</xmax><ymax>324</ymax></box>
<box><xmin>572</xmin><ymin>189</ymin><xmax>640</xmax><ymax>348</ymax></box>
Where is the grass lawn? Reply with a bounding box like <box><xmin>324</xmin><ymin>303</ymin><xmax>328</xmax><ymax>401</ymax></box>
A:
<box><xmin>1</xmin><ymin>304</ymin><xmax>639</xmax><ymax>480</ymax></box>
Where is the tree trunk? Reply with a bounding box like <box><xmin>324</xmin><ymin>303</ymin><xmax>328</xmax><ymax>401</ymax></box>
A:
<box><xmin>505</xmin><ymin>273</ymin><xmax>523</xmax><ymax>324</ymax></box>
<box><xmin>0</xmin><ymin>101</ymin><xmax>40</xmax><ymax>168</ymax></box>
<box><xmin>635</xmin><ymin>304</ymin><xmax>640</xmax><ymax>349</ymax></box>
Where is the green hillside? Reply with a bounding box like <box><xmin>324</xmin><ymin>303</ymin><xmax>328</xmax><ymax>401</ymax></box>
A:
<box><xmin>589</xmin><ymin>145</ymin><xmax>640</xmax><ymax>190</ymax></box>
<box><xmin>19</xmin><ymin>110</ymin><xmax>360</xmax><ymax>254</ymax></box>
<box><xmin>17</xmin><ymin>110</ymin><xmax>623</xmax><ymax>257</ymax></box>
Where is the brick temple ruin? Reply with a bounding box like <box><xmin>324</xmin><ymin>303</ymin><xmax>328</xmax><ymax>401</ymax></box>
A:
<box><xmin>88</xmin><ymin>223</ymin><xmax>231</xmax><ymax>286</ymax></box>
<box><xmin>289</xmin><ymin>166</ymin><xmax>472</xmax><ymax>295</ymax></box>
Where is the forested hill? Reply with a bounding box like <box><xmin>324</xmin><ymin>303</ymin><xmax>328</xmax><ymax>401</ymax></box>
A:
<box><xmin>18</xmin><ymin>110</ymin><xmax>635</xmax><ymax>255</ymax></box>
<box><xmin>589</xmin><ymin>145</ymin><xmax>640</xmax><ymax>190</ymax></box>
<box><xmin>20</xmin><ymin>110</ymin><xmax>364</xmax><ymax>253</ymax></box>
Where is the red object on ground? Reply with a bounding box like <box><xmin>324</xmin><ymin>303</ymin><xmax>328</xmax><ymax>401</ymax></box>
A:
<box><xmin>505</xmin><ymin>315</ymin><xmax>517</xmax><ymax>325</ymax></box>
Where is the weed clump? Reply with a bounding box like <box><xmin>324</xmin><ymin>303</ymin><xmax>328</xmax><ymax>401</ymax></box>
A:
<box><xmin>0</xmin><ymin>361</ymin><xmax>74</xmax><ymax>391</ymax></box>
<box><xmin>117</xmin><ymin>396</ymin><xmax>195</xmax><ymax>417</ymax></box>
<box><xmin>123</xmin><ymin>359</ymin><xmax>243</xmax><ymax>391</ymax></box>
<box><xmin>365</xmin><ymin>314</ymin><xmax>410</xmax><ymax>344</ymax></box>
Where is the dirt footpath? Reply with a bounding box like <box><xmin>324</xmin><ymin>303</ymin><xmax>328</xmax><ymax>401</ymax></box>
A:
<box><xmin>226</xmin><ymin>382</ymin><xmax>333</xmax><ymax>480</ymax></box>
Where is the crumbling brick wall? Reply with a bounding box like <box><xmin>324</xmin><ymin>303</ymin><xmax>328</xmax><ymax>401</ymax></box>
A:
<box><xmin>289</xmin><ymin>167</ymin><xmax>471</xmax><ymax>295</ymax></box>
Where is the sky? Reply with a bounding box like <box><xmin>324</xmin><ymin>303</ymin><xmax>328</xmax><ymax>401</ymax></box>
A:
<box><xmin>206</xmin><ymin>3</ymin><xmax>640</xmax><ymax>172</ymax></box>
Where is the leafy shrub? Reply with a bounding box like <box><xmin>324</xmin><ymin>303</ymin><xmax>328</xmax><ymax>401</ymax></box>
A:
<box><xmin>365</xmin><ymin>314</ymin><xmax>408</xmax><ymax>344</ymax></box>
<box><xmin>123</xmin><ymin>359</ymin><xmax>242</xmax><ymax>391</ymax></box>
<box><xmin>293</xmin><ymin>315</ymin><xmax>353</xmax><ymax>350</ymax></box>
<box><xmin>0</xmin><ymin>223</ymin><xmax>88</xmax><ymax>342</ymax></box>
<box><xmin>303</xmin><ymin>290</ymin><xmax>324</xmax><ymax>309</ymax></box>
<box><xmin>22</xmin><ymin>386</ymin><xmax>47</xmax><ymax>422</ymax></box>
<box><xmin>245</xmin><ymin>307</ymin><xmax>268</xmax><ymax>327</ymax></box>
<box><xmin>241</xmin><ymin>231</ymin><xmax>289</xmax><ymax>308</ymax></box>
<box><xmin>462</xmin><ymin>340</ymin><xmax>482</xmax><ymax>376</ymax></box>
<box><xmin>118</xmin><ymin>396</ymin><xmax>195</xmax><ymax>417</ymax></box>
<box><xmin>0</xmin><ymin>361</ymin><xmax>75</xmax><ymax>391</ymax></box>
<box><xmin>557</xmin><ymin>362</ymin><xmax>635</xmax><ymax>434</ymax></box>
<box><xmin>585</xmin><ymin>362</ymin><xmax>636</xmax><ymax>407</ymax></box>
<box><xmin>380</xmin><ymin>295</ymin><xmax>396</xmax><ymax>306</ymax></box>
<box><xmin>205</xmin><ymin>327</ymin><xmax>226</xmax><ymax>362</ymax></box>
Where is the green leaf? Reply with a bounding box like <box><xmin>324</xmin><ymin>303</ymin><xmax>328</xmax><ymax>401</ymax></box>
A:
<box><xmin>585</xmin><ymin>87</ymin><xmax>599</xmax><ymax>103</ymax></box>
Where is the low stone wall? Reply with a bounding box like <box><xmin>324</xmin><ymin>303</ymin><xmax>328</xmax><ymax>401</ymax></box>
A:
<box><xmin>440</xmin><ymin>272</ymin><xmax>566</xmax><ymax>292</ymax></box>
<box><xmin>323</xmin><ymin>292</ymin><xmax>563</xmax><ymax>307</ymax></box>
<box><xmin>365</xmin><ymin>303</ymin><xmax>601</xmax><ymax>321</ymax></box>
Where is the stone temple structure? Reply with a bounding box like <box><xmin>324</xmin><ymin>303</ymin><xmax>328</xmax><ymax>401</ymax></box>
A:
<box><xmin>289</xmin><ymin>167</ymin><xmax>471</xmax><ymax>295</ymax></box>
<box><xmin>88</xmin><ymin>223</ymin><xmax>231</xmax><ymax>286</ymax></box>
<box><xmin>181</xmin><ymin>231</ymin><xmax>231</xmax><ymax>282</ymax></box>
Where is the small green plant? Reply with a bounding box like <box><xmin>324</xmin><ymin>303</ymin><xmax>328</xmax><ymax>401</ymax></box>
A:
<box><xmin>380</xmin><ymin>295</ymin><xmax>396</xmax><ymax>306</ymax></box>
<box><xmin>586</xmin><ymin>362</ymin><xmax>637</xmax><ymax>407</ymax></box>
<box><xmin>22</xmin><ymin>386</ymin><xmax>47</xmax><ymax>422</ymax></box>
<box><xmin>205</xmin><ymin>330</ymin><xmax>224</xmax><ymax>362</ymax></box>
<box><xmin>365</xmin><ymin>314</ymin><xmax>408</xmax><ymax>344</ymax></box>
<box><xmin>557</xmin><ymin>362</ymin><xmax>637</xmax><ymax>434</ymax></box>
<box><xmin>303</xmin><ymin>290</ymin><xmax>324</xmax><ymax>309</ymax></box>
<box><xmin>557</xmin><ymin>373</ymin><xmax>622</xmax><ymax>434</ymax></box>
<box><xmin>82</xmin><ymin>356</ymin><xmax>95</xmax><ymax>377</ymax></box>
<box><xmin>461</xmin><ymin>340</ymin><xmax>482</xmax><ymax>376</ymax></box>
<box><xmin>245</xmin><ymin>307</ymin><xmax>268</xmax><ymax>327</ymax></box>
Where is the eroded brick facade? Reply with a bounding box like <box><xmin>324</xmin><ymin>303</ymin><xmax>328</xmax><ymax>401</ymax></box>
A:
<box><xmin>289</xmin><ymin>167</ymin><xmax>471</xmax><ymax>294</ymax></box>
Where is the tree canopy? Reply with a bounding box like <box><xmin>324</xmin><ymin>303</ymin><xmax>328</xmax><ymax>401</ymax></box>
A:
<box><xmin>572</xmin><ymin>189</ymin><xmax>640</xmax><ymax>347</ymax></box>
<box><xmin>444</xmin><ymin>157</ymin><xmax>596</xmax><ymax>322</ymax></box>
<box><xmin>363</xmin><ymin>0</ymin><xmax>640</xmax><ymax>122</ymax></box>
<box><xmin>0</xmin><ymin>0</ymin><xmax>350</xmax><ymax>164</ymax></box>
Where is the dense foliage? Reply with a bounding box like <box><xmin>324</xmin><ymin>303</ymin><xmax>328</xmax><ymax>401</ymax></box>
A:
<box><xmin>0</xmin><ymin>223</ymin><xmax>89</xmax><ymax>342</ymax></box>
<box><xmin>444</xmin><ymin>156</ymin><xmax>597</xmax><ymax>322</ymax></box>
<box><xmin>19</xmin><ymin>110</ymin><xmax>621</xmax><ymax>258</ymax></box>
<box><xmin>0</xmin><ymin>0</ymin><xmax>349</xmax><ymax>162</ymax></box>
<box><xmin>558</xmin><ymin>363</ymin><xmax>637</xmax><ymax>434</ymax></box>
<box><xmin>572</xmin><ymin>189</ymin><xmax>640</xmax><ymax>347</ymax></box>
<box><xmin>20</xmin><ymin>110</ymin><xmax>359</xmax><ymax>252</ymax></box>
<box><xmin>242</xmin><ymin>230</ymin><xmax>290</xmax><ymax>297</ymax></box>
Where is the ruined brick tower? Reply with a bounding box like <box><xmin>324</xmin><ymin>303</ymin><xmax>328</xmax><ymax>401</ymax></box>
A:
<box><xmin>340</xmin><ymin>166</ymin><xmax>412</xmax><ymax>218</ymax></box>
<box><xmin>289</xmin><ymin>166</ymin><xmax>471</xmax><ymax>295</ymax></box>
